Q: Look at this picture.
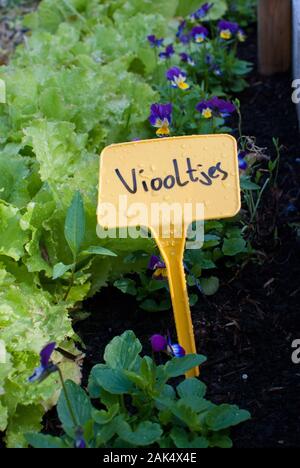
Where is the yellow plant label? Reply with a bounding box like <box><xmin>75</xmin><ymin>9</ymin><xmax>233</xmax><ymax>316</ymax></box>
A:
<box><xmin>98</xmin><ymin>135</ymin><xmax>240</xmax><ymax>231</ymax></box>
<box><xmin>98</xmin><ymin>135</ymin><xmax>241</xmax><ymax>378</ymax></box>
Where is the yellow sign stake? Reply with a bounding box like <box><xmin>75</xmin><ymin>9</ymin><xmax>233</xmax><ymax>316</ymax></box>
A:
<box><xmin>153</xmin><ymin>225</ymin><xmax>198</xmax><ymax>377</ymax></box>
<box><xmin>98</xmin><ymin>135</ymin><xmax>241</xmax><ymax>378</ymax></box>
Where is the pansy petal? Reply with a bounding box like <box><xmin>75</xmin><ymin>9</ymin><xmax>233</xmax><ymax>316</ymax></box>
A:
<box><xmin>218</xmin><ymin>20</ymin><xmax>239</xmax><ymax>34</ymax></box>
<box><xmin>149</xmin><ymin>103</ymin><xmax>172</xmax><ymax>131</ymax></box>
<box><xmin>148</xmin><ymin>255</ymin><xmax>166</xmax><ymax>270</ymax></box>
<box><xmin>191</xmin><ymin>26</ymin><xmax>209</xmax><ymax>42</ymax></box>
<box><xmin>28</xmin><ymin>366</ymin><xmax>45</xmax><ymax>383</ymax></box>
<box><xmin>151</xmin><ymin>334</ymin><xmax>167</xmax><ymax>352</ymax></box>
<box><xmin>148</xmin><ymin>255</ymin><xmax>160</xmax><ymax>270</ymax></box>
<box><xmin>40</xmin><ymin>342</ymin><xmax>56</xmax><ymax>368</ymax></box>
<box><xmin>75</xmin><ymin>429</ymin><xmax>86</xmax><ymax>449</ymax></box>
<box><xmin>191</xmin><ymin>3</ymin><xmax>214</xmax><ymax>20</ymax></box>
<box><xmin>170</xmin><ymin>343</ymin><xmax>186</xmax><ymax>358</ymax></box>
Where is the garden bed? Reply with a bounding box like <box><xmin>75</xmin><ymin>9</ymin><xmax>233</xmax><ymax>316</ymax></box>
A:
<box><xmin>0</xmin><ymin>1</ymin><xmax>299</xmax><ymax>449</ymax></box>
<box><xmin>66</xmin><ymin>28</ymin><xmax>300</xmax><ymax>449</ymax></box>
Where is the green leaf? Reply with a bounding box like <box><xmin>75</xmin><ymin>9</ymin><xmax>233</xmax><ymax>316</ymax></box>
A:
<box><xmin>148</xmin><ymin>279</ymin><xmax>167</xmax><ymax>292</ymax></box>
<box><xmin>240</xmin><ymin>175</ymin><xmax>260</xmax><ymax>190</ymax></box>
<box><xmin>117</xmin><ymin>420</ymin><xmax>162</xmax><ymax>446</ymax></box>
<box><xmin>169</xmin><ymin>401</ymin><xmax>201</xmax><ymax>431</ymax></box>
<box><xmin>140</xmin><ymin>356</ymin><xmax>156</xmax><ymax>383</ymax></box>
<box><xmin>139</xmin><ymin>298</ymin><xmax>171</xmax><ymax>312</ymax></box>
<box><xmin>185</xmin><ymin>250</ymin><xmax>216</xmax><ymax>270</ymax></box>
<box><xmin>222</xmin><ymin>238</ymin><xmax>247</xmax><ymax>256</ymax></box>
<box><xmin>124</xmin><ymin>370</ymin><xmax>146</xmax><ymax>389</ymax></box>
<box><xmin>64</xmin><ymin>191</ymin><xmax>85</xmax><ymax>257</ymax></box>
<box><xmin>104</xmin><ymin>330</ymin><xmax>142</xmax><ymax>371</ymax></box>
<box><xmin>95</xmin><ymin>419</ymin><xmax>118</xmax><ymax>446</ymax></box>
<box><xmin>0</xmin><ymin>148</ymin><xmax>30</xmax><ymax>207</ymax></box>
<box><xmin>178</xmin><ymin>397</ymin><xmax>214</xmax><ymax>414</ymax></box>
<box><xmin>165</xmin><ymin>355</ymin><xmax>207</xmax><ymax>379</ymax></box>
<box><xmin>5</xmin><ymin>404</ymin><xmax>44</xmax><ymax>448</ymax></box>
<box><xmin>191</xmin><ymin>436</ymin><xmax>210</xmax><ymax>448</ymax></box>
<box><xmin>114</xmin><ymin>278</ymin><xmax>137</xmax><ymax>296</ymax></box>
<box><xmin>177</xmin><ymin>378</ymin><xmax>207</xmax><ymax>399</ymax></box>
<box><xmin>52</xmin><ymin>262</ymin><xmax>74</xmax><ymax>279</ymax></box>
<box><xmin>57</xmin><ymin>380</ymin><xmax>92</xmax><ymax>431</ymax></box>
<box><xmin>0</xmin><ymin>203</ymin><xmax>28</xmax><ymax>261</ymax></box>
<box><xmin>83</xmin><ymin>246</ymin><xmax>117</xmax><ymax>257</ymax></box>
<box><xmin>199</xmin><ymin>277</ymin><xmax>220</xmax><ymax>296</ymax></box>
<box><xmin>92</xmin><ymin>404</ymin><xmax>119</xmax><ymax>425</ymax></box>
<box><xmin>25</xmin><ymin>433</ymin><xmax>66</xmax><ymax>449</ymax></box>
<box><xmin>90</xmin><ymin>367</ymin><xmax>134</xmax><ymax>395</ymax></box>
<box><xmin>189</xmin><ymin>294</ymin><xmax>198</xmax><ymax>306</ymax></box>
<box><xmin>205</xmin><ymin>404</ymin><xmax>251</xmax><ymax>431</ymax></box>
<box><xmin>23</xmin><ymin>121</ymin><xmax>87</xmax><ymax>183</ymax></box>
<box><xmin>170</xmin><ymin>427</ymin><xmax>209</xmax><ymax>449</ymax></box>
<box><xmin>231</xmin><ymin>60</ymin><xmax>253</xmax><ymax>76</ymax></box>
<box><xmin>209</xmin><ymin>433</ymin><xmax>233</xmax><ymax>448</ymax></box>
<box><xmin>203</xmin><ymin>234</ymin><xmax>221</xmax><ymax>249</ymax></box>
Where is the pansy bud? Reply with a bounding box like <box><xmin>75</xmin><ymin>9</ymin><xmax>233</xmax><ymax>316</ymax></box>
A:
<box><xmin>150</xmin><ymin>334</ymin><xmax>167</xmax><ymax>352</ymax></box>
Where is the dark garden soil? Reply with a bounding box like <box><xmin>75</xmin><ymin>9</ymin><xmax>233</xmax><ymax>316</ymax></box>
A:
<box><xmin>0</xmin><ymin>1</ymin><xmax>38</xmax><ymax>64</ymax></box>
<box><xmin>72</xmin><ymin>27</ymin><xmax>300</xmax><ymax>449</ymax></box>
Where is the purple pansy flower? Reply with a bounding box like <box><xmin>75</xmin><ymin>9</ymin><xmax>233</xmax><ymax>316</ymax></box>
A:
<box><xmin>180</xmin><ymin>52</ymin><xmax>195</xmax><ymax>67</ymax></box>
<box><xmin>166</xmin><ymin>67</ymin><xmax>190</xmax><ymax>90</ymax></box>
<box><xmin>237</xmin><ymin>28</ymin><xmax>246</xmax><ymax>42</ymax></box>
<box><xmin>28</xmin><ymin>343</ymin><xmax>58</xmax><ymax>383</ymax></box>
<box><xmin>191</xmin><ymin>25</ymin><xmax>209</xmax><ymax>43</ymax></box>
<box><xmin>75</xmin><ymin>428</ymin><xmax>86</xmax><ymax>449</ymax></box>
<box><xmin>218</xmin><ymin>20</ymin><xmax>239</xmax><ymax>40</ymax></box>
<box><xmin>196</xmin><ymin>100</ymin><xmax>214</xmax><ymax>119</ymax></box>
<box><xmin>151</xmin><ymin>334</ymin><xmax>185</xmax><ymax>358</ymax></box>
<box><xmin>179</xmin><ymin>34</ymin><xmax>191</xmax><ymax>44</ymax></box>
<box><xmin>159</xmin><ymin>44</ymin><xmax>175</xmax><ymax>60</ymax></box>
<box><xmin>196</xmin><ymin>97</ymin><xmax>235</xmax><ymax>119</ymax></box>
<box><xmin>150</xmin><ymin>334</ymin><xmax>167</xmax><ymax>352</ymax></box>
<box><xmin>167</xmin><ymin>337</ymin><xmax>186</xmax><ymax>358</ymax></box>
<box><xmin>148</xmin><ymin>254</ymin><xmax>168</xmax><ymax>279</ymax></box>
<box><xmin>210</xmin><ymin>97</ymin><xmax>235</xmax><ymax>116</ymax></box>
<box><xmin>190</xmin><ymin>3</ymin><xmax>214</xmax><ymax>20</ymax></box>
<box><xmin>149</xmin><ymin>104</ymin><xmax>172</xmax><ymax>137</ymax></box>
<box><xmin>176</xmin><ymin>20</ymin><xmax>186</xmax><ymax>38</ymax></box>
<box><xmin>176</xmin><ymin>21</ymin><xmax>191</xmax><ymax>43</ymax></box>
<box><xmin>238</xmin><ymin>151</ymin><xmax>248</xmax><ymax>171</ymax></box>
<box><xmin>148</xmin><ymin>255</ymin><xmax>166</xmax><ymax>270</ymax></box>
<box><xmin>147</xmin><ymin>35</ymin><xmax>164</xmax><ymax>48</ymax></box>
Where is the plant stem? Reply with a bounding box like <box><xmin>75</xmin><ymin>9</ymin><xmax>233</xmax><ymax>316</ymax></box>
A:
<box><xmin>57</xmin><ymin>367</ymin><xmax>79</xmax><ymax>429</ymax></box>
<box><xmin>250</xmin><ymin>178</ymin><xmax>270</xmax><ymax>223</ymax></box>
<box><xmin>272</xmin><ymin>137</ymin><xmax>281</xmax><ymax>187</ymax></box>
<box><xmin>64</xmin><ymin>262</ymin><xmax>76</xmax><ymax>301</ymax></box>
<box><xmin>119</xmin><ymin>395</ymin><xmax>127</xmax><ymax>413</ymax></box>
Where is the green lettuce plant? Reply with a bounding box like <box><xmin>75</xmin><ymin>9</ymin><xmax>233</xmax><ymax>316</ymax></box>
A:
<box><xmin>0</xmin><ymin>2</ymin><xmax>168</xmax><ymax>444</ymax></box>
<box><xmin>25</xmin><ymin>331</ymin><xmax>250</xmax><ymax>448</ymax></box>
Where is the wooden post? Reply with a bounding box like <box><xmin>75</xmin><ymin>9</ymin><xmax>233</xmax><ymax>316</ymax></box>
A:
<box><xmin>258</xmin><ymin>0</ymin><xmax>292</xmax><ymax>75</ymax></box>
